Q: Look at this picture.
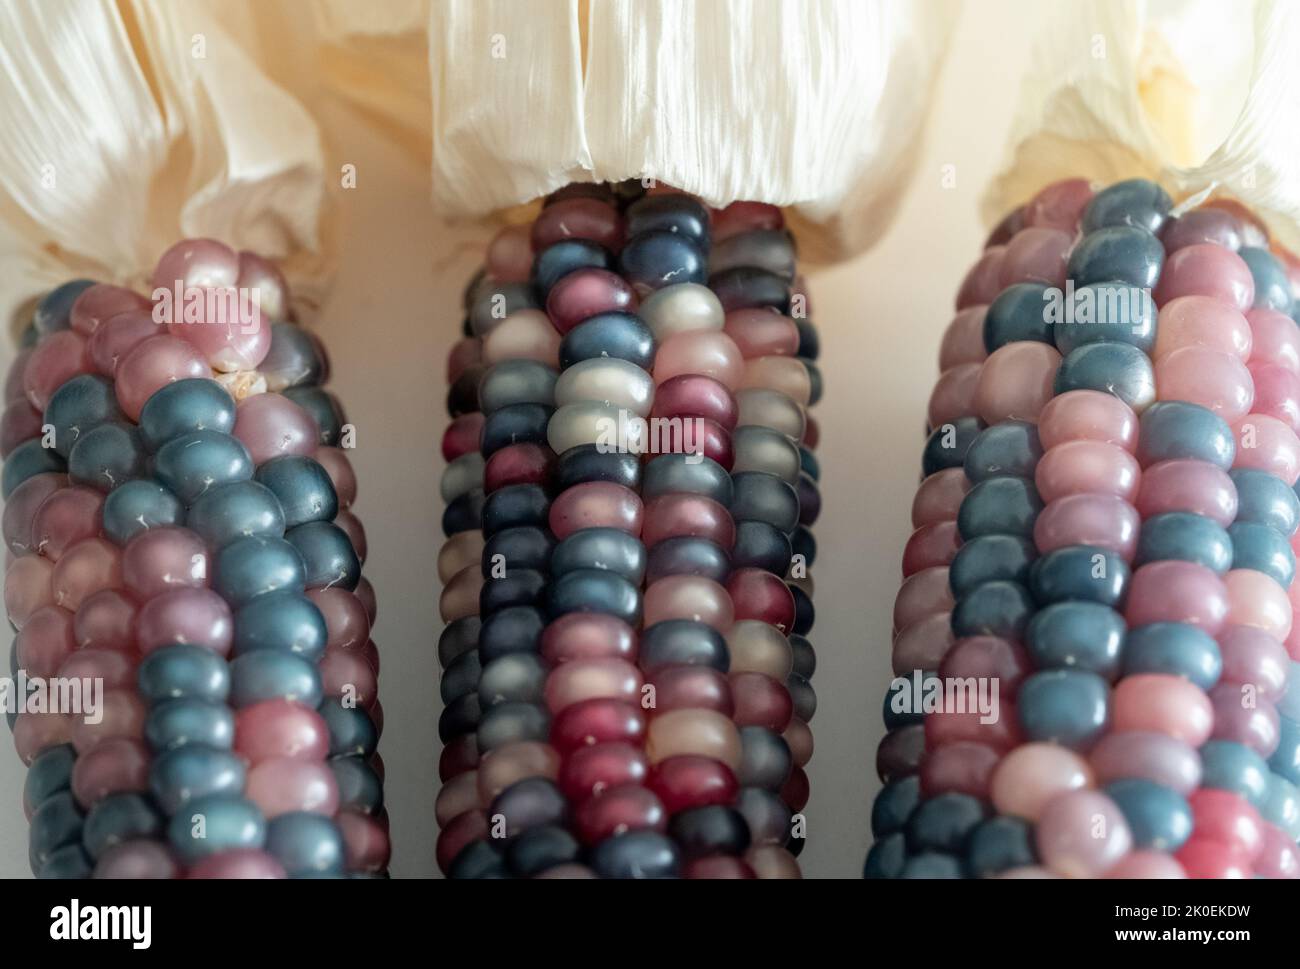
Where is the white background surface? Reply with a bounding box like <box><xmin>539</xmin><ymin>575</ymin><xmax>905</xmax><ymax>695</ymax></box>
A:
<box><xmin>0</xmin><ymin>0</ymin><xmax>1054</xmax><ymax>878</ymax></box>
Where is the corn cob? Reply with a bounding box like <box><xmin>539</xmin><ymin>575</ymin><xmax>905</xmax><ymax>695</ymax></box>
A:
<box><xmin>535</xmin><ymin>187</ymin><xmax>675</xmax><ymax>877</ymax></box>
<box><xmin>433</xmin><ymin>258</ymin><xmax>499</xmax><ymax>873</ymax></box>
<box><xmin>436</xmin><ymin>201</ymin><xmax>586</xmax><ymax>877</ymax></box>
<box><xmin>432</xmin><ymin>266</ymin><xmax>492</xmax><ymax>873</ymax></box>
<box><xmin>6</xmin><ymin>239</ymin><xmax>386</xmax><ymax>877</ymax></box>
<box><xmin>867</xmin><ymin>180</ymin><xmax>1300</xmax><ymax>879</ymax></box>
<box><xmin>707</xmin><ymin>200</ymin><xmax>820</xmax><ymax>876</ymax></box>
<box><xmin>437</xmin><ymin>183</ymin><xmax>825</xmax><ymax>877</ymax></box>
<box><xmin>617</xmin><ymin>191</ymin><xmax>750</xmax><ymax>876</ymax></box>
